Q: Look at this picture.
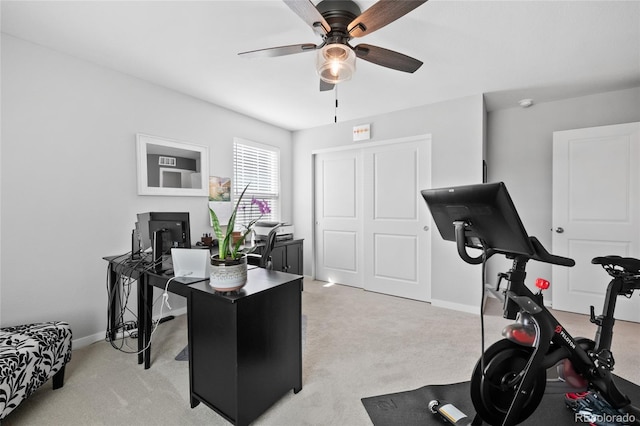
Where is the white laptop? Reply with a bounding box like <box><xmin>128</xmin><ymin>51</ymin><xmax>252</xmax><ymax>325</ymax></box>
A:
<box><xmin>170</xmin><ymin>248</ymin><xmax>210</xmax><ymax>279</ymax></box>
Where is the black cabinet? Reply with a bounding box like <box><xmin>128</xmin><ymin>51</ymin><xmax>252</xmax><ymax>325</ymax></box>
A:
<box><xmin>187</xmin><ymin>269</ymin><xmax>303</xmax><ymax>426</ymax></box>
<box><xmin>255</xmin><ymin>238</ymin><xmax>303</xmax><ymax>275</ymax></box>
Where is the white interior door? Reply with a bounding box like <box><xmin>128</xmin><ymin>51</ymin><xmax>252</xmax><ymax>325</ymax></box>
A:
<box><xmin>314</xmin><ymin>150</ymin><xmax>363</xmax><ymax>288</ymax></box>
<box><xmin>552</xmin><ymin>122</ymin><xmax>640</xmax><ymax>322</ymax></box>
<box><xmin>362</xmin><ymin>141</ymin><xmax>431</xmax><ymax>301</ymax></box>
<box><xmin>314</xmin><ymin>136</ymin><xmax>432</xmax><ymax>301</ymax></box>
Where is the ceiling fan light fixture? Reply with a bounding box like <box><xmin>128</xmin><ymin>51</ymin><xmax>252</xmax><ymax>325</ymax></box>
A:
<box><xmin>316</xmin><ymin>43</ymin><xmax>356</xmax><ymax>84</ymax></box>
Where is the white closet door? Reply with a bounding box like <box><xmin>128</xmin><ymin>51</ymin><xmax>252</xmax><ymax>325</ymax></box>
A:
<box><xmin>314</xmin><ymin>136</ymin><xmax>432</xmax><ymax>301</ymax></box>
<box><xmin>362</xmin><ymin>140</ymin><xmax>431</xmax><ymax>301</ymax></box>
<box><xmin>314</xmin><ymin>150</ymin><xmax>363</xmax><ymax>288</ymax></box>
<box><xmin>552</xmin><ymin>122</ymin><xmax>640</xmax><ymax>322</ymax></box>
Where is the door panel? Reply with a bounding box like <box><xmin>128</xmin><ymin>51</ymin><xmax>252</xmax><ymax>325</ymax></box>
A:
<box><xmin>323</xmin><ymin>157</ymin><xmax>357</xmax><ymax>217</ymax></box>
<box><xmin>567</xmin><ymin>240</ymin><xmax>630</xmax><ymax>295</ymax></box>
<box><xmin>323</xmin><ymin>230</ymin><xmax>358</xmax><ymax>272</ymax></box>
<box><xmin>374</xmin><ymin>234</ymin><xmax>418</xmax><ymax>281</ymax></box>
<box><xmin>568</xmin><ymin>137</ymin><xmax>630</xmax><ymax>221</ymax></box>
<box><xmin>363</xmin><ymin>141</ymin><xmax>431</xmax><ymax>301</ymax></box>
<box><xmin>314</xmin><ymin>151</ymin><xmax>363</xmax><ymax>287</ymax></box>
<box><xmin>552</xmin><ymin>122</ymin><xmax>640</xmax><ymax>322</ymax></box>
<box><xmin>372</xmin><ymin>149</ymin><xmax>418</xmax><ymax>220</ymax></box>
<box><xmin>270</xmin><ymin>245</ymin><xmax>286</xmax><ymax>272</ymax></box>
<box><xmin>286</xmin><ymin>243</ymin><xmax>302</xmax><ymax>275</ymax></box>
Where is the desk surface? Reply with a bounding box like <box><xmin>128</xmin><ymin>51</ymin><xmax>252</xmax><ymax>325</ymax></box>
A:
<box><xmin>188</xmin><ymin>268</ymin><xmax>302</xmax><ymax>302</ymax></box>
<box><xmin>105</xmin><ymin>253</ymin><xmax>301</xmax><ymax>293</ymax></box>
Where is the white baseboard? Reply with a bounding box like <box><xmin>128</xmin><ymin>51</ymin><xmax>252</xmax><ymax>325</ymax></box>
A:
<box><xmin>431</xmin><ymin>298</ymin><xmax>480</xmax><ymax>315</ymax></box>
<box><xmin>72</xmin><ymin>307</ymin><xmax>187</xmax><ymax>349</ymax></box>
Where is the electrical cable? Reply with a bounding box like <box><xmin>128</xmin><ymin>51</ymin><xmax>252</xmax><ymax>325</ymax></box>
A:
<box><xmin>479</xmin><ymin>249</ymin><xmax>489</xmax><ymax>377</ymax></box>
<box><xmin>134</xmin><ymin>272</ymin><xmax>191</xmax><ymax>356</ymax></box>
<box><xmin>105</xmin><ymin>248</ymin><xmax>188</xmax><ymax>355</ymax></box>
<box><xmin>104</xmin><ymin>250</ymin><xmax>152</xmax><ymax>352</ymax></box>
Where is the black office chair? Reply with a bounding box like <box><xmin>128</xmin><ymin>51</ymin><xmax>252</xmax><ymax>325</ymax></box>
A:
<box><xmin>247</xmin><ymin>225</ymin><xmax>280</xmax><ymax>270</ymax></box>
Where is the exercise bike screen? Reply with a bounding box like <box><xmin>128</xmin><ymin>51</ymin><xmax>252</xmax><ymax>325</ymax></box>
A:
<box><xmin>421</xmin><ymin>182</ymin><xmax>535</xmax><ymax>256</ymax></box>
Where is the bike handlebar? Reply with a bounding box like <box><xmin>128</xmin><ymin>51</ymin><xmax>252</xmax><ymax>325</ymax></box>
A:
<box><xmin>453</xmin><ymin>221</ymin><xmax>575</xmax><ymax>267</ymax></box>
<box><xmin>454</xmin><ymin>221</ymin><xmax>493</xmax><ymax>264</ymax></box>
<box><xmin>529</xmin><ymin>237</ymin><xmax>575</xmax><ymax>267</ymax></box>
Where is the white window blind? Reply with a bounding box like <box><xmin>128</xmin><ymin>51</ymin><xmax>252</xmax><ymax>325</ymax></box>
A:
<box><xmin>233</xmin><ymin>138</ymin><xmax>280</xmax><ymax>226</ymax></box>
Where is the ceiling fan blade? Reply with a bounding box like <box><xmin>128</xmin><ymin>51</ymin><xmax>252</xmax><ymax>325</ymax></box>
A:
<box><xmin>319</xmin><ymin>80</ymin><xmax>335</xmax><ymax>92</ymax></box>
<box><xmin>353</xmin><ymin>44</ymin><xmax>423</xmax><ymax>73</ymax></box>
<box><xmin>238</xmin><ymin>43</ymin><xmax>317</xmax><ymax>59</ymax></box>
<box><xmin>348</xmin><ymin>0</ymin><xmax>428</xmax><ymax>38</ymax></box>
<box><xmin>283</xmin><ymin>0</ymin><xmax>330</xmax><ymax>36</ymax></box>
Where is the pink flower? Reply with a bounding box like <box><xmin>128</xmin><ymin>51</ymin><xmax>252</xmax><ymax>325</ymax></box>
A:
<box><xmin>251</xmin><ymin>197</ymin><xmax>271</xmax><ymax>215</ymax></box>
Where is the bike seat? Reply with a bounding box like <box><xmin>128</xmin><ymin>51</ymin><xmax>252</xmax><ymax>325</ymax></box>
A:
<box><xmin>592</xmin><ymin>255</ymin><xmax>640</xmax><ymax>273</ymax></box>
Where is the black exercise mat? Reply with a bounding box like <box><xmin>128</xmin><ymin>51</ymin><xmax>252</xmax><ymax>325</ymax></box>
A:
<box><xmin>362</xmin><ymin>375</ymin><xmax>640</xmax><ymax>425</ymax></box>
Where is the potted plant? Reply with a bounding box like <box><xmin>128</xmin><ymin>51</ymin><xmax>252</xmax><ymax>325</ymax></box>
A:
<box><xmin>208</xmin><ymin>184</ymin><xmax>270</xmax><ymax>291</ymax></box>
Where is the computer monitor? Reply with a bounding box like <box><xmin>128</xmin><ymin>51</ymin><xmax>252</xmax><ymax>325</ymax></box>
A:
<box><xmin>136</xmin><ymin>212</ymin><xmax>191</xmax><ymax>255</ymax></box>
<box><xmin>421</xmin><ymin>182</ymin><xmax>534</xmax><ymax>256</ymax></box>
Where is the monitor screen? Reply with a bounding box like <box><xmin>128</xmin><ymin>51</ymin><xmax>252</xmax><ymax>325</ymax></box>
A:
<box><xmin>421</xmin><ymin>182</ymin><xmax>534</xmax><ymax>256</ymax></box>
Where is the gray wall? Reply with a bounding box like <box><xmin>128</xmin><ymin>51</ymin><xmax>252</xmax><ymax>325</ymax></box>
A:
<box><xmin>0</xmin><ymin>36</ymin><xmax>293</xmax><ymax>345</ymax></box>
<box><xmin>486</xmin><ymin>87</ymin><xmax>640</xmax><ymax>297</ymax></box>
<box><xmin>3</xmin><ymin>34</ymin><xmax>638</xmax><ymax>344</ymax></box>
<box><xmin>292</xmin><ymin>95</ymin><xmax>486</xmax><ymax>311</ymax></box>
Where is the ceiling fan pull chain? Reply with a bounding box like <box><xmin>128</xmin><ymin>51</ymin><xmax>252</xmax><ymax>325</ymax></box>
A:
<box><xmin>334</xmin><ymin>85</ymin><xmax>338</xmax><ymax>123</ymax></box>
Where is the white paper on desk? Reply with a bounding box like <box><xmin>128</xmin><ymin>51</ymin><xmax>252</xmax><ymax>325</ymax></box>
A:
<box><xmin>209</xmin><ymin>201</ymin><xmax>232</xmax><ymax>226</ymax></box>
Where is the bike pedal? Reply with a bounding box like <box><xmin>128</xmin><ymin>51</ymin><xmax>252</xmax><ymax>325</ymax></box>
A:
<box><xmin>564</xmin><ymin>391</ymin><xmax>634</xmax><ymax>426</ymax></box>
<box><xmin>564</xmin><ymin>391</ymin><xmax>589</xmax><ymax>409</ymax></box>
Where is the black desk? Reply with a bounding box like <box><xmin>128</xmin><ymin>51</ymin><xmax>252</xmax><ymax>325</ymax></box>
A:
<box><xmin>104</xmin><ymin>255</ymin><xmax>207</xmax><ymax>365</ymax></box>
<box><xmin>139</xmin><ymin>267</ymin><xmax>207</xmax><ymax>368</ymax></box>
<box><xmin>252</xmin><ymin>238</ymin><xmax>304</xmax><ymax>274</ymax></box>
<box><xmin>104</xmin><ymin>255</ymin><xmax>303</xmax><ymax>425</ymax></box>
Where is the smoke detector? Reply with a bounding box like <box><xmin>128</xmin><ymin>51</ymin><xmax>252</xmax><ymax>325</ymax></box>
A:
<box><xmin>518</xmin><ymin>98</ymin><xmax>534</xmax><ymax>108</ymax></box>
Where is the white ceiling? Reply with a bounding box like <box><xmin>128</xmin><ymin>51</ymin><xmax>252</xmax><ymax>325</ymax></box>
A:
<box><xmin>2</xmin><ymin>0</ymin><xmax>639</xmax><ymax>131</ymax></box>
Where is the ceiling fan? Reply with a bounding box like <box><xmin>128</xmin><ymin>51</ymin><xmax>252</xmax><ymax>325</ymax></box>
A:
<box><xmin>238</xmin><ymin>0</ymin><xmax>428</xmax><ymax>91</ymax></box>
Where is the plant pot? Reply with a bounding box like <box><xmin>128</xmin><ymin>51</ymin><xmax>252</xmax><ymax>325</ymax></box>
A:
<box><xmin>209</xmin><ymin>254</ymin><xmax>247</xmax><ymax>292</ymax></box>
<box><xmin>231</xmin><ymin>231</ymin><xmax>244</xmax><ymax>246</ymax></box>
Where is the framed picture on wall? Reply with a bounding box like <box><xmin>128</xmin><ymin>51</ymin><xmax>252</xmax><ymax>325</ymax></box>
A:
<box><xmin>136</xmin><ymin>133</ymin><xmax>209</xmax><ymax>196</ymax></box>
<box><xmin>208</xmin><ymin>176</ymin><xmax>232</xmax><ymax>225</ymax></box>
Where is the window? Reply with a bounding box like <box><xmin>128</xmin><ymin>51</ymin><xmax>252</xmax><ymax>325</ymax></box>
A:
<box><xmin>233</xmin><ymin>138</ymin><xmax>280</xmax><ymax>226</ymax></box>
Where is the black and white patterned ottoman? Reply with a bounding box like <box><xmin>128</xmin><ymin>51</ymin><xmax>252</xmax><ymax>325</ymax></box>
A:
<box><xmin>0</xmin><ymin>321</ymin><xmax>72</xmax><ymax>419</ymax></box>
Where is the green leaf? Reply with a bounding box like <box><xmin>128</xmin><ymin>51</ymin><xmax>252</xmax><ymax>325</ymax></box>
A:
<box><xmin>209</xmin><ymin>208</ymin><xmax>224</xmax><ymax>241</ymax></box>
<box><xmin>209</xmin><ymin>207</ymin><xmax>227</xmax><ymax>258</ymax></box>
<box><xmin>214</xmin><ymin>183</ymin><xmax>251</xmax><ymax>260</ymax></box>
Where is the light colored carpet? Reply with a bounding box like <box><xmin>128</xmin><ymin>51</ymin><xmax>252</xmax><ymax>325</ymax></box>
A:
<box><xmin>4</xmin><ymin>278</ymin><xmax>639</xmax><ymax>425</ymax></box>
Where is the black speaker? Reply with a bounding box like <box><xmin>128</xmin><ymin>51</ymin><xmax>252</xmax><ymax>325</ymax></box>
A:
<box><xmin>152</xmin><ymin>229</ymin><xmax>164</xmax><ymax>273</ymax></box>
<box><xmin>131</xmin><ymin>229</ymin><xmax>141</xmax><ymax>260</ymax></box>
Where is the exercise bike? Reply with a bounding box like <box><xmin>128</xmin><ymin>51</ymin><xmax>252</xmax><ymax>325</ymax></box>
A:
<box><xmin>422</xmin><ymin>182</ymin><xmax>640</xmax><ymax>426</ymax></box>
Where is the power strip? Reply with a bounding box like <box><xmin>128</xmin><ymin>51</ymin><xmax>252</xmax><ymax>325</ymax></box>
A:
<box><xmin>114</xmin><ymin>328</ymin><xmax>138</xmax><ymax>339</ymax></box>
<box><xmin>110</xmin><ymin>316</ymin><xmax>172</xmax><ymax>341</ymax></box>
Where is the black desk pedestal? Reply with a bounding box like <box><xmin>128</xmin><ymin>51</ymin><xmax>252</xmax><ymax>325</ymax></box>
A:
<box><xmin>187</xmin><ymin>270</ymin><xmax>303</xmax><ymax>426</ymax></box>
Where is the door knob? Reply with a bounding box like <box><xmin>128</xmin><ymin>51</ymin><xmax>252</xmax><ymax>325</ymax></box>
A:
<box><xmin>423</xmin><ymin>226</ymin><xmax>429</xmax><ymax>231</ymax></box>
<box><xmin>555</xmin><ymin>227</ymin><xmax>564</xmax><ymax>234</ymax></box>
